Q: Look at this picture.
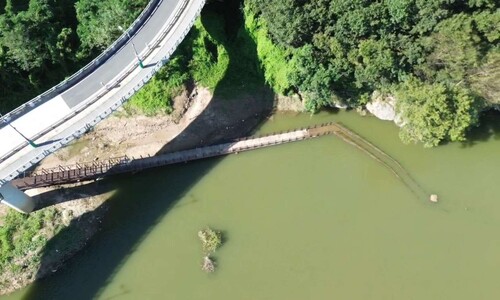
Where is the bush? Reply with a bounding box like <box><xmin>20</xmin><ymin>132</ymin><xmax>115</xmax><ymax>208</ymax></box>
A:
<box><xmin>190</xmin><ymin>18</ymin><xmax>229</xmax><ymax>89</ymax></box>
<box><xmin>197</xmin><ymin>227</ymin><xmax>222</xmax><ymax>253</ymax></box>
<box><xmin>127</xmin><ymin>57</ymin><xmax>188</xmax><ymax>115</ymax></box>
<box><xmin>126</xmin><ymin>15</ymin><xmax>231</xmax><ymax>114</ymax></box>
<box><xmin>396</xmin><ymin>77</ymin><xmax>482</xmax><ymax>147</ymax></box>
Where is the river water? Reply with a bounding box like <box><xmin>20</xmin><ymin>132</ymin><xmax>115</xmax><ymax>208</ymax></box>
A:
<box><xmin>5</xmin><ymin>111</ymin><xmax>500</xmax><ymax>299</ymax></box>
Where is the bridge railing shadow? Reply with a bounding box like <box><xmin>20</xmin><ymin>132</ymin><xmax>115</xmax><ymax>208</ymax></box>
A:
<box><xmin>29</xmin><ymin>181</ymin><xmax>116</xmax><ymax>209</ymax></box>
<box><xmin>20</xmin><ymin>1</ymin><xmax>274</xmax><ymax>299</ymax></box>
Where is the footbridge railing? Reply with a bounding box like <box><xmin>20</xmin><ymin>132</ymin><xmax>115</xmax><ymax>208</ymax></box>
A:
<box><xmin>11</xmin><ymin>122</ymin><xmax>337</xmax><ymax>190</ymax></box>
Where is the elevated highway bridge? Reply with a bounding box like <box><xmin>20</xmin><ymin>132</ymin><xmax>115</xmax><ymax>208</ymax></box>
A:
<box><xmin>0</xmin><ymin>0</ymin><xmax>206</xmax><ymax>213</ymax></box>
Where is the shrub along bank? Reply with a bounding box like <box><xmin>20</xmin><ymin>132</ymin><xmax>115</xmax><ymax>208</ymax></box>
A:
<box><xmin>126</xmin><ymin>14</ymin><xmax>230</xmax><ymax>115</ymax></box>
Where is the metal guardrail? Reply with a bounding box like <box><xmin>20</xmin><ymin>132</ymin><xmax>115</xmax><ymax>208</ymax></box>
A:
<box><xmin>0</xmin><ymin>0</ymin><xmax>206</xmax><ymax>186</ymax></box>
<box><xmin>0</xmin><ymin>0</ymin><xmax>191</xmax><ymax>166</ymax></box>
<box><xmin>0</xmin><ymin>0</ymin><xmax>162</xmax><ymax>126</ymax></box>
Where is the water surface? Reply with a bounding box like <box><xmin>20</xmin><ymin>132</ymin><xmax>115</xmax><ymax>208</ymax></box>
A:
<box><xmin>5</xmin><ymin>111</ymin><xmax>500</xmax><ymax>299</ymax></box>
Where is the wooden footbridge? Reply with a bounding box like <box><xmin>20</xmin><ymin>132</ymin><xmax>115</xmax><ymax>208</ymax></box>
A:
<box><xmin>11</xmin><ymin>121</ymin><xmax>430</xmax><ymax>202</ymax></box>
<box><xmin>11</xmin><ymin>122</ymin><xmax>342</xmax><ymax>190</ymax></box>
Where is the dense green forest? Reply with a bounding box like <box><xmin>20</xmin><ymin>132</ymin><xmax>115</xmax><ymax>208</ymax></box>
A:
<box><xmin>246</xmin><ymin>0</ymin><xmax>499</xmax><ymax>146</ymax></box>
<box><xmin>0</xmin><ymin>0</ymin><xmax>498</xmax><ymax>147</ymax></box>
<box><xmin>0</xmin><ymin>0</ymin><xmax>147</xmax><ymax>111</ymax></box>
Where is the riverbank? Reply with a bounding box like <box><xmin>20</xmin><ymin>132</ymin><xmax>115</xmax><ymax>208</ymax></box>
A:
<box><xmin>0</xmin><ymin>80</ymin><xmax>288</xmax><ymax>294</ymax></box>
<box><xmin>0</xmin><ymin>0</ymin><xmax>301</xmax><ymax>293</ymax></box>
<box><xmin>0</xmin><ymin>87</ymin><xmax>207</xmax><ymax>294</ymax></box>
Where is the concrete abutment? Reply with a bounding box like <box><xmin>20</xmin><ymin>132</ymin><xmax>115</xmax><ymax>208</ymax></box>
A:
<box><xmin>0</xmin><ymin>182</ymin><xmax>35</xmax><ymax>213</ymax></box>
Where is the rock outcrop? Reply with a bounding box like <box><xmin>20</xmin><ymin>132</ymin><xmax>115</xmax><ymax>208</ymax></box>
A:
<box><xmin>366</xmin><ymin>91</ymin><xmax>397</xmax><ymax>121</ymax></box>
<box><xmin>366</xmin><ymin>91</ymin><xmax>404</xmax><ymax>126</ymax></box>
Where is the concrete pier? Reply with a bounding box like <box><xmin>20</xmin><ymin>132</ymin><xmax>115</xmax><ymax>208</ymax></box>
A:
<box><xmin>0</xmin><ymin>181</ymin><xmax>35</xmax><ymax>213</ymax></box>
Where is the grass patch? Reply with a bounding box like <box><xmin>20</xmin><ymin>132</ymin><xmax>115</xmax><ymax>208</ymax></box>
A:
<box><xmin>243</xmin><ymin>7</ymin><xmax>293</xmax><ymax>95</ymax></box>
<box><xmin>190</xmin><ymin>17</ymin><xmax>230</xmax><ymax>90</ymax></box>
<box><xmin>126</xmin><ymin>56</ymin><xmax>189</xmax><ymax>115</ymax></box>
<box><xmin>0</xmin><ymin>204</ymin><xmax>104</xmax><ymax>293</ymax></box>
<box><xmin>0</xmin><ymin>208</ymin><xmax>61</xmax><ymax>285</ymax></box>
<box><xmin>126</xmin><ymin>15</ymin><xmax>230</xmax><ymax>114</ymax></box>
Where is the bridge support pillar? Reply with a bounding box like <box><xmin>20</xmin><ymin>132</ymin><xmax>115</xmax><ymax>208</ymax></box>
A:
<box><xmin>0</xmin><ymin>182</ymin><xmax>35</xmax><ymax>214</ymax></box>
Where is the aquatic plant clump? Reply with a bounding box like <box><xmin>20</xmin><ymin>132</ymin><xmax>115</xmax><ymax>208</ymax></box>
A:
<box><xmin>197</xmin><ymin>227</ymin><xmax>223</xmax><ymax>273</ymax></box>
<box><xmin>198</xmin><ymin>227</ymin><xmax>222</xmax><ymax>253</ymax></box>
<box><xmin>201</xmin><ymin>256</ymin><xmax>216</xmax><ymax>273</ymax></box>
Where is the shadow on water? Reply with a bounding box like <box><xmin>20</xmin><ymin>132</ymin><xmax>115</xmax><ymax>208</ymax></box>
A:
<box><xmin>158</xmin><ymin>1</ymin><xmax>273</xmax><ymax>154</ymax></box>
<box><xmin>461</xmin><ymin>110</ymin><xmax>500</xmax><ymax>147</ymax></box>
<box><xmin>22</xmin><ymin>161</ymin><xmax>219</xmax><ymax>300</ymax></box>
<box><xmin>20</xmin><ymin>1</ymin><xmax>273</xmax><ymax>299</ymax></box>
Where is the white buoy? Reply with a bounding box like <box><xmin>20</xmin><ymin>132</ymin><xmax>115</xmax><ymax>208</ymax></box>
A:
<box><xmin>430</xmin><ymin>194</ymin><xmax>438</xmax><ymax>203</ymax></box>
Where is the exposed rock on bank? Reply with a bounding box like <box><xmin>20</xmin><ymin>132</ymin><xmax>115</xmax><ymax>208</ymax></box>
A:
<box><xmin>274</xmin><ymin>94</ymin><xmax>305</xmax><ymax>112</ymax></box>
<box><xmin>366</xmin><ymin>93</ymin><xmax>397</xmax><ymax>121</ymax></box>
<box><xmin>365</xmin><ymin>91</ymin><xmax>404</xmax><ymax>126</ymax></box>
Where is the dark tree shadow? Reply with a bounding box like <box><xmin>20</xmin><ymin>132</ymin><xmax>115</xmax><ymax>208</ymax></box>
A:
<box><xmin>21</xmin><ymin>1</ymin><xmax>274</xmax><ymax>299</ymax></box>
<box><xmin>461</xmin><ymin>109</ymin><xmax>500</xmax><ymax>148</ymax></box>
<box><xmin>158</xmin><ymin>0</ymin><xmax>273</xmax><ymax>154</ymax></box>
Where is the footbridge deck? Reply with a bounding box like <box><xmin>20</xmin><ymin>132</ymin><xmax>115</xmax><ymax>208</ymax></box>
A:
<box><xmin>12</xmin><ymin>122</ymin><xmax>339</xmax><ymax>190</ymax></box>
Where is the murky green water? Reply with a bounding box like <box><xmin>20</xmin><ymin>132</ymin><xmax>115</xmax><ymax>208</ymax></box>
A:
<box><xmin>5</xmin><ymin>111</ymin><xmax>500</xmax><ymax>299</ymax></box>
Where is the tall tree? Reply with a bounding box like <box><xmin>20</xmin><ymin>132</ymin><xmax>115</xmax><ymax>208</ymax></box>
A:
<box><xmin>75</xmin><ymin>0</ymin><xmax>148</xmax><ymax>54</ymax></box>
<box><xmin>396</xmin><ymin>77</ymin><xmax>481</xmax><ymax>147</ymax></box>
<box><xmin>0</xmin><ymin>0</ymin><xmax>58</xmax><ymax>71</ymax></box>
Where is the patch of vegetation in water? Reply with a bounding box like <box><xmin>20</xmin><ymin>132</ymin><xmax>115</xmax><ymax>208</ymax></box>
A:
<box><xmin>198</xmin><ymin>227</ymin><xmax>223</xmax><ymax>273</ymax></box>
<box><xmin>198</xmin><ymin>227</ymin><xmax>222</xmax><ymax>253</ymax></box>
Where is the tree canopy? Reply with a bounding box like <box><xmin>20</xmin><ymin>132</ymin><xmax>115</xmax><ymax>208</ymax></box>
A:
<box><xmin>0</xmin><ymin>0</ymin><xmax>498</xmax><ymax>147</ymax></box>
<box><xmin>75</xmin><ymin>0</ymin><xmax>147</xmax><ymax>55</ymax></box>
<box><xmin>247</xmin><ymin>0</ymin><xmax>499</xmax><ymax>145</ymax></box>
<box><xmin>0</xmin><ymin>0</ymin><xmax>147</xmax><ymax>112</ymax></box>
<box><xmin>396</xmin><ymin>77</ymin><xmax>482</xmax><ymax>147</ymax></box>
